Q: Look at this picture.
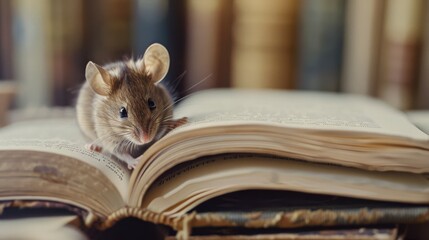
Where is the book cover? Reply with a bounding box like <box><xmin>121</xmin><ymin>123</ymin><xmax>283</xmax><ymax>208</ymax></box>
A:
<box><xmin>185</xmin><ymin>190</ymin><xmax>429</xmax><ymax>230</ymax></box>
<box><xmin>166</xmin><ymin>228</ymin><xmax>398</xmax><ymax>240</ymax></box>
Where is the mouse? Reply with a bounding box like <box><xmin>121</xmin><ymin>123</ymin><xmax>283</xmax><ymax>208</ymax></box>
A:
<box><xmin>76</xmin><ymin>43</ymin><xmax>187</xmax><ymax>169</ymax></box>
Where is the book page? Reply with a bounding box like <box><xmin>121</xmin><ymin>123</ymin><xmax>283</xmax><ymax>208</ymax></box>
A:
<box><xmin>130</xmin><ymin>89</ymin><xmax>429</xmax><ymax>204</ymax></box>
<box><xmin>143</xmin><ymin>154</ymin><xmax>429</xmax><ymax>216</ymax></box>
<box><xmin>407</xmin><ymin>111</ymin><xmax>429</xmax><ymax>134</ymax></box>
<box><xmin>0</xmin><ymin>118</ymin><xmax>130</xmax><ymax>201</ymax></box>
<box><xmin>173</xmin><ymin>89</ymin><xmax>428</xmax><ymax>141</ymax></box>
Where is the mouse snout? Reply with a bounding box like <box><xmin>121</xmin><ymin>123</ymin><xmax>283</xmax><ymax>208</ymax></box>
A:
<box><xmin>137</xmin><ymin>129</ymin><xmax>152</xmax><ymax>144</ymax></box>
<box><xmin>141</xmin><ymin>132</ymin><xmax>150</xmax><ymax>143</ymax></box>
<box><xmin>133</xmin><ymin>127</ymin><xmax>150</xmax><ymax>144</ymax></box>
<box><xmin>137</xmin><ymin>129</ymin><xmax>150</xmax><ymax>144</ymax></box>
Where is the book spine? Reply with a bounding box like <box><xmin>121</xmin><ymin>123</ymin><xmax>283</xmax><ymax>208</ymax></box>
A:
<box><xmin>50</xmin><ymin>0</ymin><xmax>85</xmax><ymax>106</ymax></box>
<box><xmin>231</xmin><ymin>0</ymin><xmax>298</xmax><ymax>89</ymax></box>
<box><xmin>82</xmin><ymin>0</ymin><xmax>132</xmax><ymax>63</ymax></box>
<box><xmin>377</xmin><ymin>0</ymin><xmax>424</xmax><ymax>110</ymax></box>
<box><xmin>341</xmin><ymin>0</ymin><xmax>385</xmax><ymax>96</ymax></box>
<box><xmin>416</xmin><ymin>2</ymin><xmax>429</xmax><ymax>109</ymax></box>
<box><xmin>297</xmin><ymin>0</ymin><xmax>345</xmax><ymax>91</ymax></box>
<box><xmin>101</xmin><ymin>207</ymin><xmax>182</xmax><ymax>231</ymax></box>
<box><xmin>0</xmin><ymin>0</ymin><xmax>14</xmax><ymax>80</ymax></box>
<box><xmin>0</xmin><ymin>81</ymin><xmax>16</xmax><ymax>127</ymax></box>
<box><xmin>184</xmin><ymin>0</ymin><xmax>232</xmax><ymax>93</ymax></box>
<box><xmin>188</xmin><ymin>207</ymin><xmax>429</xmax><ymax>229</ymax></box>
<box><xmin>167</xmin><ymin>228</ymin><xmax>398</xmax><ymax>240</ymax></box>
<box><xmin>12</xmin><ymin>0</ymin><xmax>53</xmax><ymax>108</ymax></box>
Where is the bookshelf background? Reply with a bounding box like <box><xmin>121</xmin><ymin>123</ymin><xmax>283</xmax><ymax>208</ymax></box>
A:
<box><xmin>0</xmin><ymin>0</ymin><xmax>428</xmax><ymax>110</ymax></box>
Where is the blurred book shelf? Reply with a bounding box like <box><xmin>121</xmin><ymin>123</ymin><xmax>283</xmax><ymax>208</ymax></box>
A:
<box><xmin>1</xmin><ymin>0</ymin><xmax>429</xmax><ymax>110</ymax></box>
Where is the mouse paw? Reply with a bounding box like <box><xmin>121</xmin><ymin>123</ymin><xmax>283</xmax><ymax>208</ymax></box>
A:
<box><xmin>127</xmin><ymin>162</ymin><xmax>138</xmax><ymax>170</ymax></box>
<box><xmin>167</xmin><ymin>117</ymin><xmax>188</xmax><ymax>130</ymax></box>
<box><xmin>85</xmin><ymin>143</ymin><xmax>103</xmax><ymax>152</ymax></box>
<box><xmin>176</xmin><ymin>117</ymin><xmax>188</xmax><ymax>126</ymax></box>
<box><xmin>127</xmin><ymin>158</ymin><xmax>139</xmax><ymax>170</ymax></box>
<box><xmin>121</xmin><ymin>155</ymin><xmax>139</xmax><ymax>170</ymax></box>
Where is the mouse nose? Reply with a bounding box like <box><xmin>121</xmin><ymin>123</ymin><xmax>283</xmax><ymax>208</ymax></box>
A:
<box><xmin>139</xmin><ymin>131</ymin><xmax>150</xmax><ymax>144</ymax></box>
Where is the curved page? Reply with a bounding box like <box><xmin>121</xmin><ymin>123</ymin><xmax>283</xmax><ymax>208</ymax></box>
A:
<box><xmin>0</xmin><ymin>119</ymin><xmax>130</xmax><ymax>215</ymax></box>
<box><xmin>129</xmin><ymin>90</ymin><xmax>429</xmax><ymax>204</ymax></box>
<box><xmin>142</xmin><ymin>154</ymin><xmax>429</xmax><ymax>217</ymax></box>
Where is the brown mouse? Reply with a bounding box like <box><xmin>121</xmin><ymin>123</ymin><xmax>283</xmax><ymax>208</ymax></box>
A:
<box><xmin>76</xmin><ymin>43</ymin><xmax>187</xmax><ymax>169</ymax></box>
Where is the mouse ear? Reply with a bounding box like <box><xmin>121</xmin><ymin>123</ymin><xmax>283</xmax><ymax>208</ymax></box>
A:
<box><xmin>142</xmin><ymin>43</ymin><xmax>170</xmax><ymax>84</ymax></box>
<box><xmin>85</xmin><ymin>61</ymin><xmax>112</xmax><ymax>96</ymax></box>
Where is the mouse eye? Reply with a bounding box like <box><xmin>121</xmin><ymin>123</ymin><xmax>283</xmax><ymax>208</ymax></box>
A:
<box><xmin>148</xmin><ymin>98</ymin><xmax>156</xmax><ymax>110</ymax></box>
<box><xmin>119</xmin><ymin>106</ymin><xmax>128</xmax><ymax>118</ymax></box>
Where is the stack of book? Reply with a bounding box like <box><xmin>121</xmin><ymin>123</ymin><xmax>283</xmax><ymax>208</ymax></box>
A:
<box><xmin>0</xmin><ymin>89</ymin><xmax>428</xmax><ymax>239</ymax></box>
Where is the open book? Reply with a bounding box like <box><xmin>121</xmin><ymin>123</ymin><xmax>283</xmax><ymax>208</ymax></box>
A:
<box><xmin>0</xmin><ymin>89</ymin><xmax>429</xmax><ymax>233</ymax></box>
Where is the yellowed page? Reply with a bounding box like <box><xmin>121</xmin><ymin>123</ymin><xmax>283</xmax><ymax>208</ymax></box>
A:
<box><xmin>0</xmin><ymin>118</ymin><xmax>130</xmax><ymax>202</ymax></box>
<box><xmin>407</xmin><ymin>111</ymin><xmax>429</xmax><ymax>134</ymax></box>
<box><xmin>129</xmin><ymin>89</ymin><xmax>429</xmax><ymax>206</ymax></box>
<box><xmin>143</xmin><ymin>154</ymin><xmax>429</xmax><ymax>217</ymax></box>
<box><xmin>173</xmin><ymin>89</ymin><xmax>428</xmax><ymax>140</ymax></box>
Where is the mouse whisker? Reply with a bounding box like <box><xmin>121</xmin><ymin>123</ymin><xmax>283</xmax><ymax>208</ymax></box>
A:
<box><xmin>151</xmin><ymin>73</ymin><xmax>212</xmax><ymax>122</ymax></box>
<box><xmin>181</xmin><ymin>73</ymin><xmax>213</xmax><ymax>95</ymax></box>
<box><xmin>162</xmin><ymin>70</ymin><xmax>187</xmax><ymax>102</ymax></box>
<box><xmin>118</xmin><ymin>138</ymin><xmax>141</xmax><ymax>156</ymax></box>
<box><xmin>149</xmin><ymin>111</ymin><xmax>173</xmax><ymax>130</ymax></box>
<box><xmin>90</xmin><ymin>130</ymin><xmax>130</xmax><ymax>145</ymax></box>
<box><xmin>90</xmin><ymin>134</ymin><xmax>118</xmax><ymax>146</ymax></box>
<box><xmin>156</xmin><ymin>93</ymin><xmax>193</xmax><ymax>118</ymax></box>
